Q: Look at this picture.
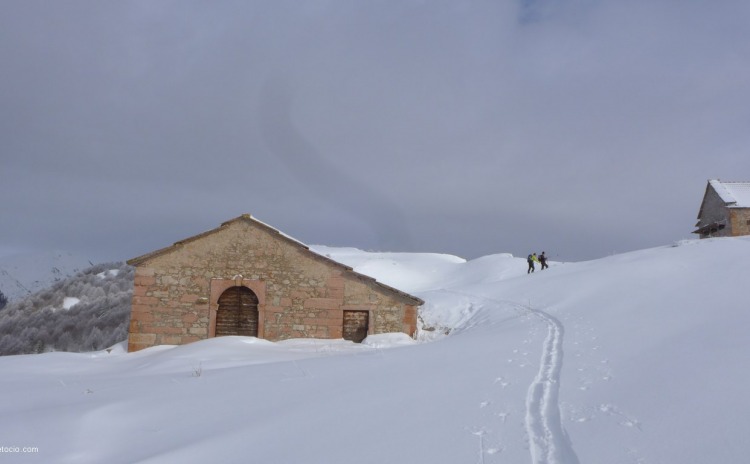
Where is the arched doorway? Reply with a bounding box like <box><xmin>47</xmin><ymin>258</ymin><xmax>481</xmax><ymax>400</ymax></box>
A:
<box><xmin>216</xmin><ymin>286</ymin><xmax>259</xmax><ymax>337</ymax></box>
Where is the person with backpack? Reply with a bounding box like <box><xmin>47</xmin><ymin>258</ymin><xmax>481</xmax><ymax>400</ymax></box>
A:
<box><xmin>527</xmin><ymin>253</ymin><xmax>539</xmax><ymax>273</ymax></box>
<box><xmin>539</xmin><ymin>251</ymin><xmax>548</xmax><ymax>270</ymax></box>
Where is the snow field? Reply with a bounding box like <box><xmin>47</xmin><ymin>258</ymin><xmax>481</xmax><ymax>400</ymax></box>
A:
<box><xmin>0</xmin><ymin>237</ymin><xmax>748</xmax><ymax>463</ymax></box>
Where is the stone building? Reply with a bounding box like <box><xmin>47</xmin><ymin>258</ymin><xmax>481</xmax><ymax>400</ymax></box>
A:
<box><xmin>127</xmin><ymin>215</ymin><xmax>423</xmax><ymax>352</ymax></box>
<box><xmin>693</xmin><ymin>179</ymin><xmax>750</xmax><ymax>238</ymax></box>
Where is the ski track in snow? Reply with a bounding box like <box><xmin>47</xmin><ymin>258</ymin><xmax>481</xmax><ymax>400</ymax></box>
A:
<box><xmin>521</xmin><ymin>305</ymin><xmax>580</xmax><ymax>464</ymax></box>
<box><xmin>445</xmin><ymin>291</ymin><xmax>579</xmax><ymax>464</ymax></box>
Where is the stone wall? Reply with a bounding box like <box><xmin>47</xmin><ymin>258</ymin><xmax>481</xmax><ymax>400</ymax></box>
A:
<box><xmin>128</xmin><ymin>218</ymin><xmax>419</xmax><ymax>352</ymax></box>
<box><xmin>729</xmin><ymin>209</ymin><xmax>750</xmax><ymax>236</ymax></box>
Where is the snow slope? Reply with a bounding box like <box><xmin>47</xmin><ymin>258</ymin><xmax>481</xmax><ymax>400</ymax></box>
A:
<box><xmin>0</xmin><ymin>237</ymin><xmax>748</xmax><ymax>463</ymax></box>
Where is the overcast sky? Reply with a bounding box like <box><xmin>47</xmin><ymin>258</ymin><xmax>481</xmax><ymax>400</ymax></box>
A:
<box><xmin>2</xmin><ymin>0</ymin><xmax>749</xmax><ymax>264</ymax></box>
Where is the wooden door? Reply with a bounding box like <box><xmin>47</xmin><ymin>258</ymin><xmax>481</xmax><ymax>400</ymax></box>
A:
<box><xmin>216</xmin><ymin>286</ymin><xmax>259</xmax><ymax>337</ymax></box>
<box><xmin>343</xmin><ymin>310</ymin><xmax>369</xmax><ymax>343</ymax></box>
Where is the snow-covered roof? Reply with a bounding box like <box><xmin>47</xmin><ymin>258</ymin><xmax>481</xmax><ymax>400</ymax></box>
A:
<box><xmin>709</xmin><ymin>179</ymin><xmax>750</xmax><ymax>208</ymax></box>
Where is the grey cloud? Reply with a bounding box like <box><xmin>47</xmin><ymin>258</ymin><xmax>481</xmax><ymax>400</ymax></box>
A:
<box><xmin>1</xmin><ymin>1</ymin><xmax>749</xmax><ymax>263</ymax></box>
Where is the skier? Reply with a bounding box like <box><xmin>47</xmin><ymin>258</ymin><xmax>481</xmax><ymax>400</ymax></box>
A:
<box><xmin>527</xmin><ymin>253</ymin><xmax>539</xmax><ymax>274</ymax></box>
<box><xmin>539</xmin><ymin>251</ymin><xmax>548</xmax><ymax>270</ymax></box>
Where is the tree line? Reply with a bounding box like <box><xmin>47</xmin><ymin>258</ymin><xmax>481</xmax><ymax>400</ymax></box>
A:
<box><xmin>0</xmin><ymin>262</ymin><xmax>133</xmax><ymax>355</ymax></box>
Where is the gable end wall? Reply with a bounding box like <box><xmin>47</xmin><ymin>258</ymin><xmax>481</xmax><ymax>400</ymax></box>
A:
<box><xmin>697</xmin><ymin>186</ymin><xmax>733</xmax><ymax>237</ymax></box>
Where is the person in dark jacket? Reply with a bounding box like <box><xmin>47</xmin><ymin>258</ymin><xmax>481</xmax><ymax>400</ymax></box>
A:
<box><xmin>539</xmin><ymin>251</ymin><xmax>548</xmax><ymax>270</ymax></box>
